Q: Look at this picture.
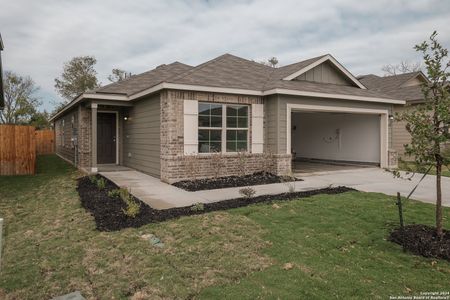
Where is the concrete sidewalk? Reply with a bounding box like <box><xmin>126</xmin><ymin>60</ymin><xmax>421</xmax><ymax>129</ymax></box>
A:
<box><xmin>100</xmin><ymin>168</ymin><xmax>450</xmax><ymax>209</ymax></box>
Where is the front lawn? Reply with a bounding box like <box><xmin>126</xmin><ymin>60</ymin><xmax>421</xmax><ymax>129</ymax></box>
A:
<box><xmin>398</xmin><ymin>160</ymin><xmax>450</xmax><ymax>177</ymax></box>
<box><xmin>0</xmin><ymin>155</ymin><xmax>449</xmax><ymax>299</ymax></box>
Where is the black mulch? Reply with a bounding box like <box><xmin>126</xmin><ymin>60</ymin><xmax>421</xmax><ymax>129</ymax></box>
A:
<box><xmin>389</xmin><ymin>224</ymin><xmax>450</xmax><ymax>261</ymax></box>
<box><xmin>172</xmin><ymin>171</ymin><xmax>303</xmax><ymax>191</ymax></box>
<box><xmin>77</xmin><ymin>175</ymin><xmax>354</xmax><ymax>232</ymax></box>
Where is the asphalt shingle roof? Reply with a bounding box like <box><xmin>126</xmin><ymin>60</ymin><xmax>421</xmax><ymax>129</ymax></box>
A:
<box><xmin>94</xmin><ymin>62</ymin><xmax>193</xmax><ymax>95</ymax></box>
<box><xmin>358</xmin><ymin>72</ymin><xmax>425</xmax><ymax>102</ymax></box>
<box><xmin>89</xmin><ymin>53</ymin><xmax>400</xmax><ymax>101</ymax></box>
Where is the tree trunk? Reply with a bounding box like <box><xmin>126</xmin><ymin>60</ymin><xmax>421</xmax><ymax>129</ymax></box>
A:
<box><xmin>435</xmin><ymin>161</ymin><xmax>443</xmax><ymax>238</ymax></box>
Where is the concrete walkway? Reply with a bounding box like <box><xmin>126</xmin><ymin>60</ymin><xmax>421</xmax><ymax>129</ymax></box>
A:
<box><xmin>100</xmin><ymin>168</ymin><xmax>450</xmax><ymax>209</ymax></box>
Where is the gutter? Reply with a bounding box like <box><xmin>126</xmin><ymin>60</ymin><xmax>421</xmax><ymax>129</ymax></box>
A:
<box><xmin>50</xmin><ymin>82</ymin><xmax>406</xmax><ymax>121</ymax></box>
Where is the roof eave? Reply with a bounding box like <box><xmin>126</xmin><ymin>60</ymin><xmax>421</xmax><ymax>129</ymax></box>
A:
<box><xmin>50</xmin><ymin>82</ymin><xmax>405</xmax><ymax>121</ymax></box>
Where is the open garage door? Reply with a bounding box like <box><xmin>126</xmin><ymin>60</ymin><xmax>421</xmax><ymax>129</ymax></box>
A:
<box><xmin>291</xmin><ymin>111</ymin><xmax>380</xmax><ymax>164</ymax></box>
<box><xmin>287</xmin><ymin>104</ymin><xmax>389</xmax><ymax>173</ymax></box>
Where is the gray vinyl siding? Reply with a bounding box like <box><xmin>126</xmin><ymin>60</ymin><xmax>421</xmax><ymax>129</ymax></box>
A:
<box><xmin>123</xmin><ymin>93</ymin><xmax>161</xmax><ymax>177</ymax></box>
<box><xmin>392</xmin><ymin>105</ymin><xmax>413</xmax><ymax>158</ymax></box>
<box><xmin>265</xmin><ymin>95</ymin><xmax>281</xmax><ymax>153</ymax></box>
<box><xmin>294</xmin><ymin>61</ymin><xmax>354</xmax><ymax>86</ymax></box>
<box><xmin>55</xmin><ymin>108</ymin><xmax>78</xmax><ymax>164</ymax></box>
<box><xmin>272</xmin><ymin>94</ymin><xmax>393</xmax><ymax>154</ymax></box>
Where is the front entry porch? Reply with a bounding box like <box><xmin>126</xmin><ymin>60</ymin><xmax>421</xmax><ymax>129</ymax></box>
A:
<box><xmin>89</xmin><ymin>102</ymin><xmax>131</xmax><ymax>173</ymax></box>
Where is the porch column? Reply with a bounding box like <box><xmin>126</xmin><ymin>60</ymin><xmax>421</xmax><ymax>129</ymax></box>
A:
<box><xmin>91</xmin><ymin>103</ymin><xmax>98</xmax><ymax>172</ymax></box>
<box><xmin>380</xmin><ymin>113</ymin><xmax>388</xmax><ymax>168</ymax></box>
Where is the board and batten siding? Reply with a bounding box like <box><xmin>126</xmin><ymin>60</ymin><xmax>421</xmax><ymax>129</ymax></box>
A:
<box><xmin>271</xmin><ymin>95</ymin><xmax>393</xmax><ymax>155</ymax></box>
<box><xmin>123</xmin><ymin>94</ymin><xmax>161</xmax><ymax>177</ymax></box>
<box><xmin>294</xmin><ymin>61</ymin><xmax>354</xmax><ymax>86</ymax></box>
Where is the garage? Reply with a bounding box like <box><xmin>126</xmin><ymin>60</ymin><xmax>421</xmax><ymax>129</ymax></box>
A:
<box><xmin>286</xmin><ymin>104</ymin><xmax>389</xmax><ymax>174</ymax></box>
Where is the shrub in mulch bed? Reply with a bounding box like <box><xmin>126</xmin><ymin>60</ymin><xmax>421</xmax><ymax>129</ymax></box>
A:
<box><xmin>389</xmin><ymin>224</ymin><xmax>450</xmax><ymax>261</ymax></box>
<box><xmin>77</xmin><ymin>175</ymin><xmax>354</xmax><ymax>232</ymax></box>
<box><xmin>172</xmin><ymin>171</ymin><xmax>303</xmax><ymax>191</ymax></box>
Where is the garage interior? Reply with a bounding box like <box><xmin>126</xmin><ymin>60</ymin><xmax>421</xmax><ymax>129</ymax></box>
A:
<box><xmin>291</xmin><ymin>111</ymin><xmax>381</xmax><ymax>174</ymax></box>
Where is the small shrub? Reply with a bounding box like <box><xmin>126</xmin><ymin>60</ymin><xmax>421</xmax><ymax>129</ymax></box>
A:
<box><xmin>185</xmin><ymin>155</ymin><xmax>200</xmax><ymax>181</ymax></box>
<box><xmin>89</xmin><ymin>175</ymin><xmax>97</xmax><ymax>184</ymax></box>
<box><xmin>190</xmin><ymin>202</ymin><xmax>205</xmax><ymax>212</ymax></box>
<box><xmin>237</xmin><ymin>151</ymin><xmax>248</xmax><ymax>177</ymax></box>
<box><xmin>261</xmin><ymin>150</ymin><xmax>275</xmax><ymax>175</ymax></box>
<box><xmin>239</xmin><ymin>187</ymin><xmax>256</xmax><ymax>199</ymax></box>
<box><xmin>96</xmin><ymin>177</ymin><xmax>106</xmax><ymax>190</ymax></box>
<box><xmin>210</xmin><ymin>151</ymin><xmax>225</xmax><ymax>179</ymax></box>
<box><xmin>119</xmin><ymin>188</ymin><xmax>141</xmax><ymax>218</ymax></box>
<box><xmin>281</xmin><ymin>172</ymin><xmax>296</xmax><ymax>193</ymax></box>
<box><xmin>108</xmin><ymin>189</ymin><xmax>121</xmax><ymax>198</ymax></box>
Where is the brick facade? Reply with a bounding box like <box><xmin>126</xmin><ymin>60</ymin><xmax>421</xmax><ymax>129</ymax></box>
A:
<box><xmin>77</xmin><ymin>105</ymin><xmax>91</xmax><ymax>170</ymax></box>
<box><xmin>160</xmin><ymin>89</ymin><xmax>292</xmax><ymax>183</ymax></box>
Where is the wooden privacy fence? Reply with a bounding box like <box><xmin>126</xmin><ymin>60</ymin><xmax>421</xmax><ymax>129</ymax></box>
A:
<box><xmin>35</xmin><ymin>129</ymin><xmax>55</xmax><ymax>155</ymax></box>
<box><xmin>0</xmin><ymin>125</ymin><xmax>36</xmax><ymax>175</ymax></box>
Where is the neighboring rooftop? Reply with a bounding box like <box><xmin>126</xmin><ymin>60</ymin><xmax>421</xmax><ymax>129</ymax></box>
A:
<box><xmin>359</xmin><ymin>72</ymin><xmax>427</xmax><ymax>102</ymax></box>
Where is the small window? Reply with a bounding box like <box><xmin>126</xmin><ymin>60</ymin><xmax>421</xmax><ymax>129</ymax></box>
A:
<box><xmin>197</xmin><ymin>102</ymin><xmax>249</xmax><ymax>153</ymax></box>
<box><xmin>61</xmin><ymin>119</ymin><xmax>65</xmax><ymax>147</ymax></box>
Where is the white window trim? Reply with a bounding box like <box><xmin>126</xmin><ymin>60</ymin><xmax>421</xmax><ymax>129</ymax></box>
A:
<box><xmin>184</xmin><ymin>100</ymin><xmax>199</xmax><ymax>155</ymax></box>
<box><xmin>251</xmin><ymin>103</ymin><xmax>264</xmax><ymax>153</ymax></box>
<box><xmin>197</xmin><ymin>102</ymin><xmax>250</xmax><ymax>154</ymax></box>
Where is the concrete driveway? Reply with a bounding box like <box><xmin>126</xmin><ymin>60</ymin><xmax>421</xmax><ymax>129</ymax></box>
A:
<box><xmin>299</xmin><ymin>167</ymin><xmax>450</xmax><ymax>207</ymax></box>
<box><xmin>101</xmin><ymin>168</ymin><xmax>450</xmax><ymax>209</ymax></box>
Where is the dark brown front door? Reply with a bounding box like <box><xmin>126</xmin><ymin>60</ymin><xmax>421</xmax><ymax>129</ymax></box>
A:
<box><xmin>97</xmin><ymin>113</ymin><xmax>116</xmax><ymax>164</ymax></box>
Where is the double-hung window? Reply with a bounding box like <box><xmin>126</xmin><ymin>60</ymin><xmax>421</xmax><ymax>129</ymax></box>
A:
<box><xmin>198</xmin><ymin>102</ymin><xmax>249</xmax><ymax>153</ymax></box>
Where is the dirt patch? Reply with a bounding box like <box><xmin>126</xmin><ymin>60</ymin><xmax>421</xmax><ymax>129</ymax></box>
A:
<box><xmin>389</xmin><ymin>224</ymin><xmax>450</xmax><ymax>261</ymax></box>
<box><xmin>77</xmin><ymin>175</ymin><xmax>354</xmax><ymax>232</ymax></box>
<box><xmin>172</xmin><ymin>171</ymin><xmax>302</xmax><ymax>191</ymax></box>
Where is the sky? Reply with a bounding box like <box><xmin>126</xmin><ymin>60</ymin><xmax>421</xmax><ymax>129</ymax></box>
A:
<box><xmin>1</xmin><ymin>0</ymin><xmax>450</xmax><ymax>111</ymax></box>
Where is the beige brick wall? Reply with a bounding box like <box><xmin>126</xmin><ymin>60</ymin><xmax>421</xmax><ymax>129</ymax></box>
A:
<box><xmin>160</xmin><ymin>89</ymin><xmax>291</xmax><ymax>183</ymax></box>
<box><xmin>78</xmin><ymin>104</ymin><xmax>91</xmax><ymax>169</ymax></box>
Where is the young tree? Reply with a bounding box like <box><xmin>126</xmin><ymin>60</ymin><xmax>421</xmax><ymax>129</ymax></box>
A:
<box><xmin>397</xmin><ymin>31</ymin><xmax>450</xmax><ymax>238</ymax></box>
<box><xmin>0</xmin><ymin>71</ymin><xmax>41</xmax><ymax>124</ymax></box>
<box><xmin>54</xmin><ymin>56</ymin><xmax>99</xmax><ymax>101</ymax></box>
<box><xmin>257</xmin><ymin>57</ymin><xmax>279</xmax><ymax>68</ymax></box>
<box><xmin>382</xmin><ymin>61</ymin><xmax>421</xmax><ymax>76</ymax></box>
<box><xmin>108</xmin><ymin>68</ymin><xmax>132</xmax><ymax>83</ymax></box>
<box><xmin>29</xmin><ymin>110</ymin><xmax>51</xmax><ymax>129</ymax></box>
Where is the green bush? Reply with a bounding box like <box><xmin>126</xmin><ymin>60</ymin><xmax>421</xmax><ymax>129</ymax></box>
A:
<box><xmin>190</xmin><ymin>202</ymin><xmax>205</xmax><ymax>212</ymax></box>
<box><xmin>107</xmin><ymin>189</ymin><xmax>121</xmax><ymax>198</ymax></box>
<box><xmin>89</xmin><ymin>175</ymin><xmax>97</xmax><ymax>184</ymax></box>
<box><xmin>119</xmin><ymin>188</ymin><xmax>141</xmax><ymax>218</ymax></box>
<box><xmin>96</xmin><ymin>177</ymin><xmax>106</xmax><ymax>190</ymax></box>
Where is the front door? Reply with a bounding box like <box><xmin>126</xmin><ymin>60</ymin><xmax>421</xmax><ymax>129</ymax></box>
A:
<box><xmin>97</xmin><ymin>113</ymin><xmax>117</xmax><ymax>164</ymax></box>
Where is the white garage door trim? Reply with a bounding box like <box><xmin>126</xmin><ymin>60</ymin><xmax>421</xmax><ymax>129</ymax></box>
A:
<box><xmin>286</xmin><ymin>103</ymin><xmax>389</xmax><ymax>168</ymax></box>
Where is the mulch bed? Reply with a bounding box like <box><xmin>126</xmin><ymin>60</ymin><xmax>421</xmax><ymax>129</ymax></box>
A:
<box><xmin>172</xmin><ymin>171</ymin><xmax>303</xmax><ymax>191</ymax></box>
<box><xmin>389</xmin><ymin>224</ymin><xmax>450</xmax><ymax>261</ymax></box>
<box><xmin>77</xmin><ymin>175</ymin><xmax>354</xmax><ymax>232</ymax></box>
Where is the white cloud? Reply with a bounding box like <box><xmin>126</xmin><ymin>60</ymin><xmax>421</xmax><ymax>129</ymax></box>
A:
<box><xmin>0</xmin><ymin>0</ymin><xmax>449</xmax><ymax>110</ymax></box>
